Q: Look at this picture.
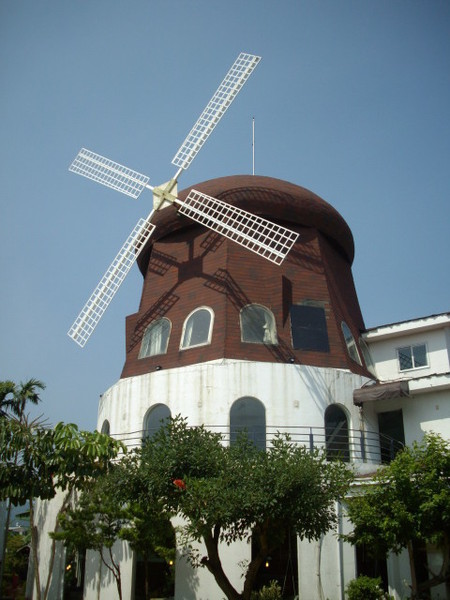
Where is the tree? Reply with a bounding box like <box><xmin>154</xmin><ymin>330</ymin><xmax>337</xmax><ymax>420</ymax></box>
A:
<box><xmin>54</xmin><ymin>459</ymin><xmax>175</xmax><ymax>600</ymax></box>
<box><xmin>343</xmin><ymin>433</ymin><xmax>450</xmax><ymax>599</ymax></box>
<box><xmin>55</xmin><ymin>473</ymin><xmax>127</xmax><ymax>600</ymax></box>
<box><xmin>1</xmin><ymin>530</ymin><xmax>30</xmax><ymax>599</ymax></box>
<box><xmin>135</xmin><ymin>417</ymin><xmax>353</xmax><ymax>600</ymax></box>
<box><xmin>0</xmin><ymin>416</ymin><xmax>125</xmax><ymax>600</ymax></box>
<box><xmin>0</xmin><ymin>381</ymin><xmax>16</xmax><ymax>418</ymax></box>
<box><xmin>0</xmin><ymin>378</ymin><xmax>45</xmax><ymax>599</ymax></box>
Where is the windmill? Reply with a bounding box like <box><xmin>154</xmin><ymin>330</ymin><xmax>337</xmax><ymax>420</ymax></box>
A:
<box><xmin>68</xmin><ymin>53</ymin><xmax>299</xmax><ymax>348</ymax></box>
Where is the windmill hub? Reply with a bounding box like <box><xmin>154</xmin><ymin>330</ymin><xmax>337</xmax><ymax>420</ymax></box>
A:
<box><xmin>152</xmin><ymin>180</ymin><xmax>178</xmax><ymax>211</ymax></box>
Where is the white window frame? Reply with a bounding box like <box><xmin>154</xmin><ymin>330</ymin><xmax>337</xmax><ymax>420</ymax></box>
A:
<box><xmin>240</xmin><ymin>304</ymin><xmax>277</xmax><ymax>345</ymax></box>
<box><xmin>359</xmin><ymin>336</ymin><xmax>377</xmax><ymax>377</ymax></box>
<box><xmin>180</xmin><ymin>306</ymin><xmax>214</xmax><ymax>350</ymax></box>
<box><xmin>139</xmin><ymin>318</ymin><xmax>172</xmax><ymax>359</ymax></box>
<box><xmin>397</xmin><ymin>343</ymin><xmax>428</xmax><ymax>372</ymax></box>
<box><xmin>341</xmin><ymin>321</ymin><xmax>362</xmax><ymax>365</ymax></box>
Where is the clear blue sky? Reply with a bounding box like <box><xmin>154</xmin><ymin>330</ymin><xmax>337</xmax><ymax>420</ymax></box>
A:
<box><xmin>1</xmin><ymin>1</ymin><xmax>449</xmax><ymax>430</ymax></box>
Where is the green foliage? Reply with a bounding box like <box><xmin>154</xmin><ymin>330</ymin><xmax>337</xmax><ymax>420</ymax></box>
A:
<box><xmin>54</xmin><ymin>458</ymin><xmax>175</xmax><ymax>600</ymax></box>
<box><xmin>250</xmin><ymin>580</ymin><xmax>282</xmax><ymax>600</ymax></box>
<box><xmin>345</xmin><ymin>434</ymin><xmax>450</xmax><ymax>554</ymax></box>
<box><xmin>345</xmin><ymin>575</ymin><xmax>389</xmax><ymax>600</ymax></box>
<box><xmin>55</xmin><ymin>459</ymin><xmax>174</xmax><ymax>559</ymax></box>
<box><xmin>135</xmin><ymin>416</ymin><xmax>353</xmax><ymax>600</ymax></box>
<box><xmin>0</xmin><ymin>378</ymin><xmax>45</xmax><ymax>599</ymax></box>
<box><xmin>0</xmin><ymin>382</ymin><xmax>126</xmax><ymax>600</ymax></box>
<box><xmin>0</xmin><ymin>380</ymin><xmax>16</xmax><ymax>418</ymax></box>
<box><xmin>344</xmin><ymin>433</ymin><xmax>450</xmax><ymax>597</ymax></box>
<box><xmin>0</xmin><ymin>378</ymin><xmax>45</xmax><ymax>419</ymax></box>
<box><xmin>0</xmin><ymin>419</ymin><xmax>126</xmax><ymax>505</ymax></box>
<box><xmin>1</xmin><ymin>532</ymin><xmax>29</xmax><ymax>594</ymax></box>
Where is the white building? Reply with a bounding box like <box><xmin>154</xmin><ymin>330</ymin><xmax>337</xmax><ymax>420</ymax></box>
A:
<box><xmin>33</xmin><ymin>177</ymin><xmax>449</xmax><ymax>600</ymax></box>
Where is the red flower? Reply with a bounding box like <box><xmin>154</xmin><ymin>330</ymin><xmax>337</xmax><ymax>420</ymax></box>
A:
<box><xmin>173</xmin><ymin>479</ymin><xmax>186</xmax><ymax>490</ymax></box>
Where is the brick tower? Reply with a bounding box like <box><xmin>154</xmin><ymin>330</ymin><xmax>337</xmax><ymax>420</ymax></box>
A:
<box><xmin>96</xmin><ymin>175</ymin><xmax>375</xmax><ymax>600</ymax></box>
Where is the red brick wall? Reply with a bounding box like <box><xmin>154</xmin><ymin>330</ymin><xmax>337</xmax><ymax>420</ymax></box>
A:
<box><xmin>120</xmin><ymin>222</ymin><xmax>372</xmax><ymax>379</ymax></box>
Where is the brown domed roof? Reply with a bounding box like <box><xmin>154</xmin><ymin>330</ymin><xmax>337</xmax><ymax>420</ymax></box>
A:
<box><xmin>137</xmin><ymin>175</ymin><xmax>354</xmax><ymax>275</ymax></box>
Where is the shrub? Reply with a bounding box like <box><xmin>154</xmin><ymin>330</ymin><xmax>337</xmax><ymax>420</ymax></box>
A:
<box><xmin>346</xmin><ymin>575</ymin><xmax>388</xmax><ymax>600</ymax></box>
<box><xmin>250</xmin><ymin>580</ymin><xmax>282</xmax><ymax>600</ymax></box>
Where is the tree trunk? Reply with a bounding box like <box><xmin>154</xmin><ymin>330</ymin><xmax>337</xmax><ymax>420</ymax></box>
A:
<box><xmin>202</xmin><ymin>528</ymin><xmax>241</xmax><ymax>600</ymax></box>
<box><xmin>0</xmin><ymin>498</ymin><xmax>12</xmax><ymax>600</ymax></box>
<box><xmin>29</xmin><ymin>499</ymin><xmax>42</xmax><ymax>600</ymax></box>
<box><xmin>241</xmin><ymin>529</ymin><xmax>270</xmax><ymax>600</ymax></box>
<box><xmin>99</xmin><ymin>548</ymin><xmax>122</xmax><ymax>600</ymax></box>
<box><xmin>408</xmin><ymin>540</ymin><xmax>419</xmax><ymax>599</ymax></box>
<box><xmin>144</xmin><ymin>554</ymin><xmax>149</xmax><ymax>600</ymax></box>
<box><xmin>43</xmin><ymin>490</ymin><xmax>73</xmax><ymax>600</ymax></box>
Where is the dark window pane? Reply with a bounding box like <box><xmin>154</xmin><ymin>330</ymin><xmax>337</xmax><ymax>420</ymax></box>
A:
<box><xmin>144</xmin><ymin>404</ymin><xmax>171</xmax><ymax>439</ymax></box>
<box><xmin>398</xmin><ymin>345</ymin><xmax>427</xmax><ymax>371</ymax></box>
<box><xmin>413</xmin><ymin>344</ymin><xmax>427</xmax><ymax>368</ymax></box>
<box><xmin>230</xmin><ymin>397</ymin><xmax>266</xmax><ymax>451</ymax></box>
<box><xmin>100</xmin><ymin>420</ymin><xmax>110</xmax><ymax>435</ymax></box>
<box><xmin>325</xmin><ymin>405</ymin><xmax>349</xmax><ymax>462</ymax></box>
<box><xmin>398</xmin><ymin>346</ymin><xmax>413</xmax><ymax>371</ymax></box>
<box><xmin>139</xmin><ymin>318</ymin><xmax>171</xmax><ymax>358</ymax></box>
<box><xmin>181</xmin><ymin>309</ymin><xmax>212</xmax><ymax>348</ymax></box>
<box><xmin>341</xmin><ymin>322</ymin><xmax>361</xmax><ymax>364</ymax></box>
<box><xmin>290</xmin><ymin>305</ymin><xmax>329</xmax><ymax>352</ymax></box>
<box><xmin>241</xmin><ymin>305</ymin><xmax>276</xmax><ymax>344</ymax></box>
<box><xmin>378</xmin><ymin>410</ymin><xmax>405</xmax><ymax>464</ymax></box>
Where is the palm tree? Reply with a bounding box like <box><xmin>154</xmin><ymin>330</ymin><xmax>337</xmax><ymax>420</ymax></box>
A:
<box><xmin>10</xmin><ymin>378</ymin><xmax>46</xmax><ymax>420</ymax></box>
<box><xmin>0</xmin><ymin>381</ymin><xmax>16</xmax><ymax>419</ymax></box>
<box><xmin>0</xmin><ymin>379</ymin><xmax>45</xmax><ymax>599</ymax></box>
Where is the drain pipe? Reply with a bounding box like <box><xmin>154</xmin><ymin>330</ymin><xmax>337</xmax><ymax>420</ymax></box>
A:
<box><xmin>315</xmin><ymin>535</ymin><xmax>325</xmax><ymax>600</ymax></box>
<box><xmin>337</xmin><ymin>501</ymin><xmax>345</xmax><ymax>600</ymax></box>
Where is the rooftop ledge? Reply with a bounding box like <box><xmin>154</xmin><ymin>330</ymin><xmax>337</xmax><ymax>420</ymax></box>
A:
<box><xmin>363</xmin><ymin>312</ymin><xmax>450</xmax><ymax>342</ymax></box>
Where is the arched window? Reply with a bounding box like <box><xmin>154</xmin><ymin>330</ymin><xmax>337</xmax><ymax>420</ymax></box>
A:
<box><xmin>100</xmin><ymin>420</ymin><xmax>110</xmax><ymax>435</ymax></box>
<box><xmin>230</xmin><ymin>397</ymin><xmax>266</xmax><ymax>451</ymax></box>
<box><xmin>180</xmin><ymin>307</ymin><xmax>214</xmax><ymax>349</ymax></box>
<box><xmin>341</xmin><ymin>322</ymin><xmax>362</xmax><ymax>365</ymax></box>
<box><xmin>359</xmin><ymin>336</ymin><xmax>377</xmax><ymax>377</ymax></box>
<box><xmin>240</xmin><ymin>304</ymin><xmax>277</xmax><ymax>345</ymax></box>
<box><xmin>139</xmin><ymin>318</ymin><xmax>171</xmax><ymax>358</ymax></box>
<box><xmin>143</xmin><ymin>404</ymin><xmax>171</xmax><ymax>440</ymax></box>
<box><xmin>325</xmin><ymin>405</ymin><xmax>350</xmax><ymax>462</ymax></box>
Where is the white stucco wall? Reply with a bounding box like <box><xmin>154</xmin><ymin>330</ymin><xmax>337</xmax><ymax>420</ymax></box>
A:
<box><xmin>31</xmin><ymin>494</ymin><xmax>67</xmax><ymax>599</ymax></box>
<box><xmin>368</xmin><ymin>328</ymin><xmax>449</xmax><ymax>383</ymax></box>
<box><xmin>90</xmin><ymin>359</ymin><xmax>378</xmax><ymax>600</ymax></box>
<box><xmin>98</xmin><ymin>359</ymin><xmax>369</xmax><ymax>450</ymax></box>
<box><xmin>84</xmin><ymin>541</ymin><xmax>135</xmax><ymax>600</ymax></box>
<box><xmin>365</xmin><ymin>315</ymin><xmax>450</xmax><ymax>383</ymax></box>
<box><xmin>360</xmin><ymin>388</ymin><xmax>450</xmax><ymax>445</ymax></box>
<box><xmin>35</xmin><ymin>348</ymin><xmax>448</xmax><ymax>599</ymax></box>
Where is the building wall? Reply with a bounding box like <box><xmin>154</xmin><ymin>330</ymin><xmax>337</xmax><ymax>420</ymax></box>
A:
<box><xmin>365</xmin><ymin>314</ymin><xmax>450</xmax><ymax>382</ymax></box>
<box><xmin>91</xmin><ymin>360</ymin><xmax>379</xmax><ymax>600</ymax></box>
<box><xmin>100</xmin><ymin>360</ymin><xmax>369</xmax><ymax>452</ymax></box>
<box><xmin>30</xmin><ymin>495</ymin><xmax>67</xmax><ymax>599</ymax></box>
<box><xmin>121</xmin><ymin>226</ymin><xmax>371</xmax><ymax>380</ymax></box>
<box><xmin>31</xmin><ymin>168</ymin><xmax>448</xmax><ymax>599</ymax></box>
<box><xmin>84</xmin><ymin>542</ymin><xmax>134</xmax><ymax>600</ymax></box>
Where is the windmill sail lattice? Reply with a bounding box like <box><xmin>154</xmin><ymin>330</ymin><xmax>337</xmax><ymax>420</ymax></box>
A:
<box><xmin>68</xmin><ymin>52</ymin><xmax>298</xmax><ymax>347</ymax></box>
<box><xmin>172</xmin><ymin>53</ymin><xmax>261</xmax><ymax>171</ymax></box>
<box><xmin>69</xmin><ymin>149</ymin><xmax>150</xmax><ymax>199</ymax></box>
<box><xmin>68</xmin><ymin>216</ymin><xmax>156</xmax><ymax>347</ymax></box>
<box><xmin>180</xmin><ymin>190</ymin><xmax>298</xmax><ymax>265</ymax></box>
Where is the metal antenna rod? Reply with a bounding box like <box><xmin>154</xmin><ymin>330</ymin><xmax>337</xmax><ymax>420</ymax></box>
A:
<box><xmin>252</xmin><ymin>117</ymin><xmax>255</xmax><ymax>175</ymax></box>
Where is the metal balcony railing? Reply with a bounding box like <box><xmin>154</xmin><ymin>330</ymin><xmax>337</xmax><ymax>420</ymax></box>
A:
<box><xmin>113</xmin><ymin>425</ymin><xmax>403</xmax><ymax>466</ymax></box>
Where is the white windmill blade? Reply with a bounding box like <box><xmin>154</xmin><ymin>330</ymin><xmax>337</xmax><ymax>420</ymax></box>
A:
<box><xmin>172</xmin><ymin>52</ymin><xmax>261</xmax><ymax>172</ymax></box>
<box><xmin>68</xmin><ymin>213</ymin><xmax>156</xmax><ymax>347</ymax></box>
<box><xmin>69</xmin><ymin>148</ymin><xmax>151</xmax><ymax>199</ymax></box>
<box><xmin>178</xmin><ymin>189</ymin><xmax>299</xmax><ymax>265</ymax></box>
